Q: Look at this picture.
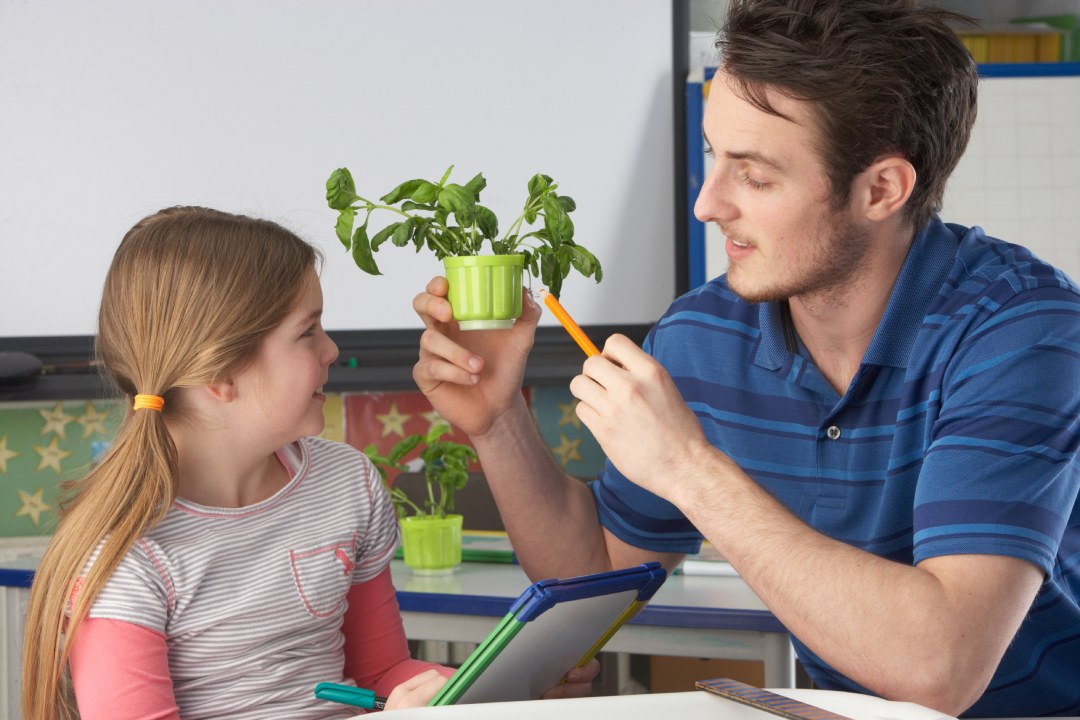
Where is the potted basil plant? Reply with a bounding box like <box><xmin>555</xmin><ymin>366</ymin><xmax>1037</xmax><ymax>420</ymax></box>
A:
<box><xmin>326</xmin><ymin>165</ymin><xmax>602</xmax><ymax>329</ymax></box>
<box><xmin>364</xmin><ymin>423</ymin><xmax>478</xmax><ymax>574</ymax></box>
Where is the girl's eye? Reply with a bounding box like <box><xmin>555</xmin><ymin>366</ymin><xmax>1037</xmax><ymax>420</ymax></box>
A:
<box><xmin>301</xmin><ymin>324</ymin><xmax>317</xmax><ymax>337</ymax></box>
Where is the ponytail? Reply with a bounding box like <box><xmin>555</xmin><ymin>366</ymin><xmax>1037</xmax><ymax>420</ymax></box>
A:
<box><xmin>22</xmin><ymin>394</ymin><xmax>178</xmax><ymax>720</ymax></box>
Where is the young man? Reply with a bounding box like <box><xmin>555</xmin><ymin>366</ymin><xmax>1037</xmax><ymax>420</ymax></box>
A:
<box><xmin>411</xmin><ymin>1</ymin><xmax>1080</xmax><ymax>715</ymax></box>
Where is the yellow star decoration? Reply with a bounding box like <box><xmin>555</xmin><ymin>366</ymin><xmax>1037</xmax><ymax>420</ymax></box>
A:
<box><xmin>39</xmin><ymin>402</ymin><xmax>75</xmax><ymax>439</ymax></box>
<box><xmin>77</xmin><ymin>402</ymin><xmax>111</xmax><ymax>439</ymax></box>
<box><xmin>375</xmin><ymin>402</ymin><xmax>412</xmax><ymax>438</ymax></box>
<box><xmin>0</xmin><ymin>435</ymin><xmax>18</xmax><ymax>474</ymax></box>
<box><xmin>551</xmin><ymin>433</ymin><xmax>583</xmax><ymax>467</ymax></box>
<box><xmin>421</xmin><ymin>410</ymin><xmax>449</xmax><ymax>431</ymax></box>
<box><xmin>16</xmin><ymin>488</ymin><xmax>52</xmax><ymax>526</ymax></box>
<box><xmin>557</xmin><ymin>400</ymin><xmax>581</xmax><ymax>429</ymax></box>
<box><xmin>34</xmin><ymin>436</ymin><xmax>72</xmax><ymax>475</ymax></box>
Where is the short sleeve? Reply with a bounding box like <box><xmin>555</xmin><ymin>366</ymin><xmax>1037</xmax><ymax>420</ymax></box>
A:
<box><xmin>914</xmin><ymin>285</ymin><xmax>1080</xmax><ymax>573</ymax></box>
<box><xmin>85</xmin><ymin>539</ymin><xmax>173</xmax><ymax>633</ymax></box>
<box><xmin>591</xmin><ymin>325</ymin><xmax>704</xmax><ymax>554</ymax></box>
<box><xmin>352</xmin><ymin>454</ymin><xmax>401</xmax><ymax>583</ymax></box>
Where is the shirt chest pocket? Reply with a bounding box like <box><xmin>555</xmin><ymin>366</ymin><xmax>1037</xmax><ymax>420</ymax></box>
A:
<box><xmin>288</xmin><ymin>532</ymin><xmax>358</xmax><ymax>618</ymax></box>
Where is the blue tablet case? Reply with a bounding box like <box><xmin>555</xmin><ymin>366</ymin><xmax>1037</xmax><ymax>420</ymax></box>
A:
<box><xmin>430</xmin><ymin>561</ymin><xmax>667</xmax><ymax>705</ymax></box>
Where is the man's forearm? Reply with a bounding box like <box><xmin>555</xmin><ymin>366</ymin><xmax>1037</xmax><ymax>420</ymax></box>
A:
<box><xmin>673</xmin><ymin>445</ymin><xmax>1041</xmax><ymax>715</ymax></box>
<box><xmin>469</xmin><ymin>395</ymin><xmax>613</xmax><ymax>579</ymax></box>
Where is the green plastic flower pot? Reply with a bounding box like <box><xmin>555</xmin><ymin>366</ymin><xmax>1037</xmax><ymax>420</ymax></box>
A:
<box><xmin>443</xmin><ymin>254</ymin><xmax>524</xmax><ymax>330</ymax></box>
<box><xmin>400</xmin><ymin>514</ymin><xmax>463</xmax><ymax>574</ymax></box>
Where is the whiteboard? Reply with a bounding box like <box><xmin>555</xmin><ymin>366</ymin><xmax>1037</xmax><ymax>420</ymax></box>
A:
<box><xmin>0</xmin><ymin>0</ymin><xmax>676</xmax><ymax>337</ymax></box>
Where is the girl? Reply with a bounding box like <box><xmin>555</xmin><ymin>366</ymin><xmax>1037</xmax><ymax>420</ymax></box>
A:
<box><xmin>22</xmin><ymin>207</ymin><xmax>594</xmax><ymax>719</ymax></box>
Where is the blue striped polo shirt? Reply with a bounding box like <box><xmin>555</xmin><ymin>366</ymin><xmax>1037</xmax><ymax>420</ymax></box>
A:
<box><xmin>592</xmin><ymin>218</ymin><xmax>1080</xmax><ymax>715</ymax></box>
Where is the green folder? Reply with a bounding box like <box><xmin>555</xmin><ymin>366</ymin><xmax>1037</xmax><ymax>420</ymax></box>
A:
<box><xmin>429</xmin><ymin>562</ymin><xmax>666</xmax><ymax>705</ymax></box>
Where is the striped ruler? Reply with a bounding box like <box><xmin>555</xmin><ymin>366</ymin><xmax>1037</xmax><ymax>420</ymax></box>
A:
<box><xmin>696</xmin><ymin>678</ymin><xmax>854</xmax><ymax>720</ymax></box>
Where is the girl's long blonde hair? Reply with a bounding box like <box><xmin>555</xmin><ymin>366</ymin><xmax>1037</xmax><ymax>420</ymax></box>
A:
<box><xmin>22</xmin><ymin>206</ymin><xmax>319</xmax><ymax>720</ymax></box>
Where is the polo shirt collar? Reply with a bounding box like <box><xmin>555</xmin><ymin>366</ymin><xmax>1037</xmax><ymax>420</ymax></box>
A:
<box><xmin>754</xmin><ymin>216</ymin><xmax>958</xmax><ymax>371</ymax></box>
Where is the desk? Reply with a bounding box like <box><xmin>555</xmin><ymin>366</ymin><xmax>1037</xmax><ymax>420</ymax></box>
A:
<box><xmin>389</xmin><ymin>560</ymin><xmax>795</xmax><ymax>687</ymax></box>
<box><xmin>360</xmin><ymin>688</ymin><xmax>958</xmax><ymax>720</ymax></box>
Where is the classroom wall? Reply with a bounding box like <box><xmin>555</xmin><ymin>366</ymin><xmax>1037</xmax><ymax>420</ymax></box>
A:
<box><xmin>0</xmin><ymin>387</ymin><xmax>604</xmax><ymax>539</ymax></box>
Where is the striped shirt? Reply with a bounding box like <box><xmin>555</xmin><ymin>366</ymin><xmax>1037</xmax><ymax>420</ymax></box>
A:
<box><xmin>86</xmin><ymin>436</ymin><xmax>400</xmax><ymax>719</ymax></box>
<box><xmin>592</xmin><ymin>218</ymin><xmax>1080</xmax><ymax>716</ymax></box>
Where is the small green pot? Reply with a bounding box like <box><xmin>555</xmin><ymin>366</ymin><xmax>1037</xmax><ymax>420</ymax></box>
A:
<box><xmin>400</xmin><ymin>514</ymin><xmax>463</xmax><ymax>574</ymax></box>
<box><xmin>443</xmin><ymin>254</ymin><xmax>524</xmax><ymax>330</ymax></box>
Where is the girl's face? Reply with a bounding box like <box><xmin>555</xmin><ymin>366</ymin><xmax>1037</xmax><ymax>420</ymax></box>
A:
<box><xmin>232</xmin><ymin>268</ymin><xmax>339</xmax><ymax>446</ymax></box>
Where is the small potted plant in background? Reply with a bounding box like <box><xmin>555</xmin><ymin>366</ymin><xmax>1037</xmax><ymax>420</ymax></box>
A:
<box><xmin>364</xmin><ymin>423</ymin><xmax>478</xmax><ymax>574</ymax></box>
<box><xmin>326</xmin><ymin>165</ymin><xmax>603</xmax><ymax>329</ymax></box>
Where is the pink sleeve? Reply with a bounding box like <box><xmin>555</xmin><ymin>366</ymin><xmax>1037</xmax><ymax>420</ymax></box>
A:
<box><xmin>342</xmin><ymin>566</ymin><xmax>454</xmax><ymax>697</ymax></box>
<box><xmin>68</xmin><ymin>617</ymin><xmax>180</xmax><ymax>720</ymax></box>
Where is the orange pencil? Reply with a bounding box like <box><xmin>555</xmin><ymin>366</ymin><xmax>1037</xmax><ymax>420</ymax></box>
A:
<box><xmin>539</xmin><ymin>289</ymin><xmax>600</xmax><ymax>357</ymax></box>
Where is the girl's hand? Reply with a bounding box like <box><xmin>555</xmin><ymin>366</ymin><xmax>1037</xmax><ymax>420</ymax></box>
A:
<box><xmin>540</xmin><ymin>658</ymin><xmax>601</xmax><ymax>700</ymax></box>
<box><xmin>384</xmin><ymin>669</ymin><xmax>449</xmax><ymax>710</ymax></box>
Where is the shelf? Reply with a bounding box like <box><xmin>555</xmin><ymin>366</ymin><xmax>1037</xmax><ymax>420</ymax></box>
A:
<box><xmin>978</xmin><ymin>61</ymin><xmax>1080</xmax><ymax>77</ymax></box>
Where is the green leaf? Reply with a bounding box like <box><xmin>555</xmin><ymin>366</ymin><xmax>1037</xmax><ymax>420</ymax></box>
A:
<box><xmin>568</xmin><ymin>245</ymin><xmax>602</xmax><ymax>281</ymax></box>
<box><xmin>464</xmin><ymin>173</ymin><xmax>487</xmax><ymax>198</ymax></box>
<box><xmin>559</xmin><ymin>213</ymin><xmax>575</xmax><ymax>242</ymax></box>
<box><xmin>380</xmin><ymin>178</ymin><xmax>426</xmax><ymax>205</ymax></box>
<box><xmin>351</xmin><ymin>224</ymin><xmax>381</xmax><ymax>275</ymax></box>
<box><xmin>542</xmin><ymin>196</ymin><xmax>565</xmax><ymax>244</ymax></box>
<box><xmin>401</xmin><ymin>201</ymin><xmax>434</xmax><ymax>213</ymax></box>
<box><xmin>527</xmin><ymin>173</ymin><xmax>551</xmax><ymax>200</ymax></box>
<box><xmin>438</xmin><ymin>184</ymin><xmax>475</xmax><ymax>226</ymax></box>
<box><xmin>334</xmin><ymin>207</ymin><xmax>355</xmax><ymax>251</ymax></box>
<box><xmin>540</xmin><ymin>254</ymin><xmax>555</xmax><ymax>290</ymax></box>
<box><xmin>558</xmin><ymin>195</ymin><xmax>577</xmax><ymax>213</ymax></box>
<box><xmin>438</xmin><ymin>165</ymin><xmax>455</xmax><ymax>186</ymax></box>
<box><xmin>326</xmin><ymin>168</ymin><xmax>360</xmax><ymax>210</ymax></box>
<box><xmin>391</xmin><ymin>217</ymin><xmax>415</xmax><ymax>247</ymax></box>
<box><xmin>426</xmin><ymin>423</ymin><xmax>451</xmax><ymax>444</ymax></box>
<box><xmin>411</xmin><ymin>219</ymin><xmax>429</xmax><ymax>252</ymax></box>
<box><xmin>475</xmin><ymin>205</ymin><xmax>498</xmax><ymax>239</ymax></box>
<box><xmin>370</xmin><ymin>222</ymin><xmax>399</xmax><ymax>252</ymax></box>
<box><xmin>411</xmin><ymin>181</ymin><xmax>439</xmax><ymax>204</ymax></box>
<box><xmin>388</xmin><ymin>434</ymin><xmax>423</xmax><ymax>464</ymax></box>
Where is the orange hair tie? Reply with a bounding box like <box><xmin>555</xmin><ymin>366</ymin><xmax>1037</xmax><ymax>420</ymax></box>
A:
<box><xmin>133</xmin><ymin>394</ymin><xmax>165</xmax><ymax>412</ymax></box>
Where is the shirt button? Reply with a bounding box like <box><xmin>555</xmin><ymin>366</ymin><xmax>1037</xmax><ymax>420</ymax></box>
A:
<box><xmin>826</xmin><ymin>425</ymin><xmax>841</xmax><ymax>441</ymax></box>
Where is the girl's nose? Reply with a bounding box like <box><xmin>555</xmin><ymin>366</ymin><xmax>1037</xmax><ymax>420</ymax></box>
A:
<box><xmin>324</xmin><ymin>334</ymin><xmax>340</xmax><ymax>366</ymax></box>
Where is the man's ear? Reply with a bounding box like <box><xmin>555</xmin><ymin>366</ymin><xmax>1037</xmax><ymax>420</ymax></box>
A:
<box><xmin>856</xmin><ymin>154</ymin><xmax>916</xmax><ymax>222</ymax></box>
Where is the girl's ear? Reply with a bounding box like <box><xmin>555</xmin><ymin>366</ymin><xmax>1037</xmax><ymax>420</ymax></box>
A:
<box><xmin>203</xmin><ymin>377</ymin><xmax>238</xmax><ymax>403</ymax></box>
<box><xmin>857</xmin><ymin>154</ymin><xmax>916</xmax><ymax>222</ymax></box>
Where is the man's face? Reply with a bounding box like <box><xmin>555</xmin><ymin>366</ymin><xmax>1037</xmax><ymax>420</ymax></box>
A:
<box><xmin>694</xmin><ymin>71</ymin><xmax>870</xmax><ymax>304</ymax></box>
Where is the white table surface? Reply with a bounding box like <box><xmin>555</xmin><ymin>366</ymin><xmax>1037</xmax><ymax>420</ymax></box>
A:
<box><xmin>365</xmin><ymin>688</ymin><xmax>959</xmax><ymax>720</ymax></box>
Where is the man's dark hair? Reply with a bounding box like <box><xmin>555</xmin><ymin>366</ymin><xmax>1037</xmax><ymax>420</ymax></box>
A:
<box><xmin>719</xmin><ymin>0</ymin><xmax>979</xmax><ymax>231</ymax></box>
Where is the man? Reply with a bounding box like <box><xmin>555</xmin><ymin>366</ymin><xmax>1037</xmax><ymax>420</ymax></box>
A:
<box><xmin>411</xmin><ymin>1</ymin><xmax>1080</xmax><ymax>715</ymax></box>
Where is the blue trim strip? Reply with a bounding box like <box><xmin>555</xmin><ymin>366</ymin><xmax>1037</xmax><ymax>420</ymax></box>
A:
<box><xmin>686</xmin><ymin>74</ymin><xmax>706</xmax><ymax>290</ymax></box>
<box><xmin>396</xmin><ymin>591</ymin><xmax>513</xmax><ymax>618</ymax></box>
<box><xmin>978</xmin><ymin>62</ymin><xmax>1080</xmax><ymax>78</ymax></box>
<box><xmin>0</xmin><ymin>568</ymin><xmax>34</xmax><ymax>588</ymax></box>
<box><xmin>632</xmin><ymin>604</ymin><xmax>787</xmax><ymax>633</ymax></box>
